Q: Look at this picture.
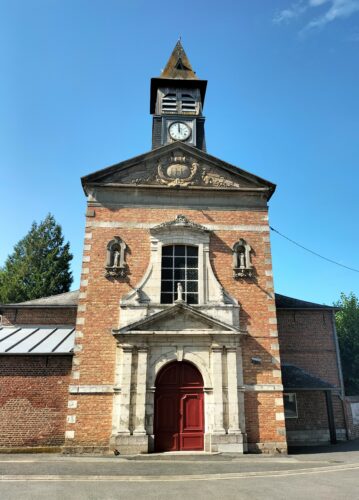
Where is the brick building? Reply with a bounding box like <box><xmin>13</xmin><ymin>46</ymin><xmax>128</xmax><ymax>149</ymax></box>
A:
<box><xmin>0</xmin><ymin>43</ymin><xmax>348</xmax><ymax>453</ymax></box>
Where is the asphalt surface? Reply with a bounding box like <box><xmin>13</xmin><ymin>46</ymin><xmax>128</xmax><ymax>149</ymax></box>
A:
<box><xmin>1</xmin><ymin>440</ymin><xmax>358</xmax><ymax>499</ymax></box>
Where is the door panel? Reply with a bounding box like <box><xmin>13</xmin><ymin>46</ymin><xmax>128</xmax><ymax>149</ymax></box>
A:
<box><xmin>154</xmin><ymin>361</ymin><xmax>204</xmax><ymax>452</ymax></box>
<box><xmin>181</xmin><ymin>393</ymin><xmax>203</xmax><ymax>431</ymax></box>
<box><xmin>154</xmin><ymin>393</ymin><xmax>178</xmax><ymax>452</ymax></box>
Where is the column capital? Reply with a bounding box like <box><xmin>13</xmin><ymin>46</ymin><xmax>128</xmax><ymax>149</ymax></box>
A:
<box><xmin>211</xmin><ymin>343</ymin><xmax>223</xmax><ymax>353</ymax></box>
<box><xmin>226</xmin><ymin>346</ymin><xmax>238</xmax><ymax>353</ymax></box>
<box><xmin>121</xmin><ymin>344</ymin><xmax>133</xmax><ymax>353</ymax></box>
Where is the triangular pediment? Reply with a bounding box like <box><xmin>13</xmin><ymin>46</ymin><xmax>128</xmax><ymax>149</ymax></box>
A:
<box><xmin>116</xmin><ymin>303</ymin><xmax>237</xmax><ymax>334</ymax></box>
<box><xmin>82</xmin><ymin>142</ymin><xmax>275</xmax><ymax>198</ymax></box>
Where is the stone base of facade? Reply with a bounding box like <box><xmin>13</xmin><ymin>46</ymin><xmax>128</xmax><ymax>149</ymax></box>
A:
<box><xmin>286</xmin><ymin>429</ymin><xmax>347</xmax><ymax>446</ymax></box>
<box><xmin>247</xmin><ymin>441</ymin><xmax>287</xmax><ymax>454</ymax></box>
<box><xmin>110</xmin><ymin>433</ymin><xmax>149</xmax><ymax>455</ymax></box>
<box><xmin>209</xmin><ymin>432</ymin><xmax>247</xmax><ymax>453</ymax></box>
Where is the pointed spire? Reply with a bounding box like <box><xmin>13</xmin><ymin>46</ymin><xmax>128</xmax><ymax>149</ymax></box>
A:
<box><xmin>160</xmin><ymin>40</ymin><xmax>198</xmax><ymax>80</ymax></box>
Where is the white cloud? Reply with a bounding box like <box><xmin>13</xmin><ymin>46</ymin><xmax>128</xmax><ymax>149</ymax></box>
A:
<box><xmin>305</xmin><ymin>0</ymin><xmax>359</xmax><ymax>30</ymax></box>
<box><xmin>273</xmin><ymin>1</ymin><xmax>307</xmax><ymax>24</ymax></box>
<box><xmin>273</xmin><ymin>0</ymin><xmax>359</xmax><ymax>33</ymax></box>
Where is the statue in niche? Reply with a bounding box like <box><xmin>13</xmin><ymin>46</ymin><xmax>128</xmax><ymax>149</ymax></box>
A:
<box><xmin>232</xmin><ymin>239</ymin><xmax>254</xmax><ymax>279</ymax></box>
<box><xmin>105</xmin><ymin>236</ymin><xmax>127</xmax><ymax>278</ymax></box>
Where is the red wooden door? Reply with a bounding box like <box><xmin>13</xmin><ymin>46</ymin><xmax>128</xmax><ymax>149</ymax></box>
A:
<box><xmin>154</xmin><ymin>361</ymin><xmax>204</xmax><ymax>452</ymax></box>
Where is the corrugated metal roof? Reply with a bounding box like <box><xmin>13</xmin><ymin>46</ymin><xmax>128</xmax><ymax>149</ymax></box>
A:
<box><xmin>0</xmin><ymin>326</ymin><xmax>75</xmax><ymax>354</ymax></box>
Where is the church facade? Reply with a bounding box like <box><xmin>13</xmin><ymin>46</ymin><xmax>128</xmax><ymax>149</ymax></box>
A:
<box><xmin>0</xmin><ymin>43</ymin><xmax>349</xmax><ymax>453</ymax></box>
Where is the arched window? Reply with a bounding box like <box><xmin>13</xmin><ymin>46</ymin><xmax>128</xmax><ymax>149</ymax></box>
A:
<box><xmin>161</xmin><ymin>245</ymin><xmax>198</xmax><ymax>304</ymax></box>
<box><xmin>162</xmin><ymin>93</ymin><xmax>177</xmax><ymax>113</ymax></box>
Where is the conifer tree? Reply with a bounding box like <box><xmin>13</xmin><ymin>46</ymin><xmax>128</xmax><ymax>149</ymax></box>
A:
<box><xmin>0</xmin><ymin>214</ymin><xmax>73</xmax><ymax>303</ymax></box>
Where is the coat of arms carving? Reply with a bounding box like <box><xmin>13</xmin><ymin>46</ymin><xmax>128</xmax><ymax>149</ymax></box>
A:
<box><xmin>157</xmin><ymin>154</ymin><xmax>199</xmax><ymax>187</ymax></box>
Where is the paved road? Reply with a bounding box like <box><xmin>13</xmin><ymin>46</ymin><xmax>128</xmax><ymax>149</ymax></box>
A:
<box><xmin>1</xmin><ymin>440</ymin><xmax>358</xmax><ymax>499</ymax></box>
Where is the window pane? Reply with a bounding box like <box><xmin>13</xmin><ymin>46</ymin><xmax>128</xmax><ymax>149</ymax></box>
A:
<box><xmin>187</xmin><ymin>293</ymin><xmax>198</xmax><ymax>304</ymax></box>
<box><xmin>187</xmin><ymin>281</ymin><xmax>198</xmax><ymax>292</ymax></box>
<box><xmin>162</xmin><ymin>257</ymin><xmax>173</xmax><ymax>268</ymax></box>
<box><xmin>186</xmin><ymin>269</ymin><xmax>198</xmax><ymax>280</ymax></box>
<box><xmin>174</xmin><ymin>245</ymin><xmax>185</xmax><ymax>256</ymax></box>
<box><xmin>187</xmin><ymin>258</ymin><xmax>198</xmax><ymax>268</ymax></box>
<box><xmin>284</xmin><ymin>393</ymin><xmax>298</xmax><ymax>418</ymax></box>
<box><xmin>161</xmin><ymin>244</ymin><xmax>199</xmax><ymax>305</ymax></box>
<box><xmin>175</xmin><ymin>257</ymin><xmax>186</xmax><ymax>268</ymax></box>
<box><xmin>187</xmin><ymin>246</ymin><xmax>198</xmax><ymax>257</ymax></box>
<box><xmin>161</xmin><ymin>281</ymin><xmax>173</xmax><ymax>292</ymax></box>
<box><xmin>174</xmin><ymin>268</ymin><xmax>186</xmax><ymax>280</ymax></box>
<box><xmin>162</xmin><ymin>268</ymin><xmax>173</xmax><ymax>280</ymax></box>
<box><xmin>161</xmin><ymin>293</ymin><xmax>173</xmax><ymax>304</ymax></box>
<box><xmin>162</xmin><ymin>246</ymin><xmax>173</xmax><ymax>256</ymax></box>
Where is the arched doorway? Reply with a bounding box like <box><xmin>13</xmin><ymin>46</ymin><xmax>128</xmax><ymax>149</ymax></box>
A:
<box><xmin>154</xmin><ymin>361</ymin><xmax>204</xmax><ymax>452</ymax></box>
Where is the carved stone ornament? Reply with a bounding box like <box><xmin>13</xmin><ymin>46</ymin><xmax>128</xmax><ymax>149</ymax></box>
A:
<box><xmin>157</xmin><ymin>154</ymin><xmax>198</xmax><ymax>187</ymax></box>
<box><xmin>113</xmin><ymin>149</ymin><xmax>246</xmax><ymax>189</ymax></box>
<box><xmin>105</xmin><ymin>236</ymin><xmax>127</xmax><ymax>278</ymax></box>
<box><xmin>151</xmin><ymin>214</ymin><xmax>209</xmax><ymax>234</ymax></box>
<box><xmin>233</xmin><ymin>239</ymin><xmax>254</xmax><ymax>279</ymax></box>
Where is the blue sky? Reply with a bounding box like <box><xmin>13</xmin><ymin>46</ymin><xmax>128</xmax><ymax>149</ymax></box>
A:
<box><xmin>0</xmin><ymin>0</ymin><xmax>358</xmax><ymax>304</ymax></box>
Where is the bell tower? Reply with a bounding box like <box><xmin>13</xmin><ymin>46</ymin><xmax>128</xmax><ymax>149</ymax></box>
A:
<box><xmin>150</xmin><ymin>41</ymin><xmax>207</xmax><ymax>151</ymax></box>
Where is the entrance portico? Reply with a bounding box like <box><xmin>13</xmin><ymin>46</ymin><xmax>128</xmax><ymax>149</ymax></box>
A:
<box><xmin>110</xmin><ymin>302</ymin><xmax>247</xmax><ymax>454</ymax></box>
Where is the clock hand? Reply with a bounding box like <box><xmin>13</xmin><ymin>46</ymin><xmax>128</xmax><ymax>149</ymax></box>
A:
<box><xmin>178</xmin><ymin>123</ymin><xmax>180</xmax><ymax>133</ymax></box>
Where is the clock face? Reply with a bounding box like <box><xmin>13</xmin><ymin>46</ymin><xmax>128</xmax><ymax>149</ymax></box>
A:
<box><xmin>169</xmin><ymin>121</ymin><xmax>191</xmax><ymax>141</ymax></box>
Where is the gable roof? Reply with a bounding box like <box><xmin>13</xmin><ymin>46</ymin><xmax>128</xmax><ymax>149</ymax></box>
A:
<box><xmin>81</xmin><ymin>141</ymin><xmax>276</xmax><ymax>199</ymax></box>
<box><xmin>114</xmin><ymin>302</ymin><xmax>239</xmax><ymax>334</ymax></box>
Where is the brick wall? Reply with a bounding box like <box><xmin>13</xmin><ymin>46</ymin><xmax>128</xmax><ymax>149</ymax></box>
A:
<box><xmin>67</xmin><ymin>205</ymin><xmax>286</xmax><ymax>451</ymax></box>
<box><xmin>1</xmin><ymin>307</ymin><xmax>77</xmax><ymax>326</ymax></box>
<box><xmin>277</xmin><ymin>309</ymin><xmax>346</xmax><ymax>443</ymax></box>
<box><xmin>277</xmin><ymin>309</ymin><xmax>341</xmax><ymax>386</ymax></box>
<box><xmin>0</xmin><ymin>355</ymin><xmax>72</xmax><ymax>450</ymax></box>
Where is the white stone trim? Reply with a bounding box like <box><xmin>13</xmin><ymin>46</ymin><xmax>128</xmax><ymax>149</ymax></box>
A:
<box><xmin>86</xmin><ymin>221</ymin><xmax>269</xmax><ymax>232</ymax></box>
<box><xmin>69</xmin><ymin>385</ymin><xmax>114</xmax><ymax>394</ymax></box>
<box><xmin>244</xmin><ymin>384</ymin><xmax>283</xmax><ymax>392</ymax></box>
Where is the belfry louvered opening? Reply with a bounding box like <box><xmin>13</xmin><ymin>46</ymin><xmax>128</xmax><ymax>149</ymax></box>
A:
<box><xmin>162</xmin><ymin>93</ymin><xmax>177</xmax><ymax>113</ymax></box>
<box><xmin>181</xmin><ymin>93</ymin><xmax>196</xmax><ymax>112</ymax></box>
<box><xmin>161</xmin><ymin>245</ymin><xmax>199</xmax><ymax>304</ymax></box>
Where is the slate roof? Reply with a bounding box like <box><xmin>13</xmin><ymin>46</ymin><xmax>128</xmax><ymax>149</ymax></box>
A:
<box><xmin>1</xmin><ymin>290</ymin><xmax>79</xmax><ymax>308</ymax></box>
<box><xmin>160</xmin><ymin>40</ymin><xmax>198</xmax><ymax>80</ymax></box>
<box><xmin>0</xmin><ymin>326</ymin><xmax>75</xmax><ymax>354</ymax></box>
<box><xmin>275</xmin><ymin>293</ymin><xmax>335</xmax><ymax>310</ymax></box>
<box><xmin>281</xmin><ymin>364</ymin><xmax>335</xmax><ymax>390</ymax></box>
<box><xmin>150</xmin><ymin>41</ymin><xmax>207</xmax><ymax>113</ymax></box>
<box><xmin>1</xmin><ymin>290</ymin><xmax>335</xmax><ymax>311</ymax></box>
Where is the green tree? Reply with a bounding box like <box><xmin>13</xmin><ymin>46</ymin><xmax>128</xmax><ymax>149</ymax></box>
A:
<box><xmin>0</xmin><ymin>214</ymin><xmax>73</xmax><ymax>303</ymax></box>
<box><xmin>335</xmin><ymin>292</ymin><xmax>359</xmax><ymax>395</ymax></box>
